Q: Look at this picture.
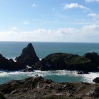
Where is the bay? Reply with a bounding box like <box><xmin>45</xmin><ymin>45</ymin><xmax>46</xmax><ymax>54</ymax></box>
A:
<box><xmin>0</xmin><ymin>41</ymin><xmax>99</xmax><ymax>84</ymax></box>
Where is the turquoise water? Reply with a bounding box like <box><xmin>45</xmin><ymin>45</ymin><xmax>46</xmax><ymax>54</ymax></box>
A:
<box><xmin>0</xmin><ymin>42</ymin><xmax>99</xmax><ymax>84</ymax></box>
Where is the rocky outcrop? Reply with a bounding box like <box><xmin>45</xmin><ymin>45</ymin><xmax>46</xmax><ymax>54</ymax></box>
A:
<box><xmin>0</xmin><ymin>54</ymin><xmax>10</xmax><ymax>70</ymax></box>
<box><xmin>93</xmin><ymin>77</ymin><xmax>99</xmax><ymax>83</ymax></box>
<box><xmin>0</xmin><ymin>76</ymin><xmax>98</xmax><ymax>99</ymax></box>
<box><xmin>1</xmin><ymin>43</ymin><xmax>99</xmax><ymax>72</ymax></box>
<box><xmin>34</xmin><ymin>53</ymin><xmax>95</xmax><ymax>72</ymax></box>
<box><xmin>83</xmin><ymin>52</ymin><xmax>99</xmax><ymax>65</ymax></box>
<box><xmin>8</xmin><ymin>59</ymin><xmax>25</xmax><ymax>71</ymax></box>
<box><xmin>0</xmin><ymin>54</ymin><xmax>25</xmax><ymax>71</ymax></box>
<box><xmin>0</xmin><ymin>43</ymin><xmax>39</xmax><ymax>71</ymax></box>
<box><xmin>15</xmin><ymin>43</ymin><xmax>39</xmax><ymax>66</ymax></box>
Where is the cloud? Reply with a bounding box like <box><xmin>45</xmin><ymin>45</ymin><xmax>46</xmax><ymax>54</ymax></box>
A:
<box><xmin>85</xmin><ymin>0</ymin><xmax>99</xmax><ymax>3</ymax></box>
<box><xmin>23</xmin><ymin>21</ymin><xmax>30</xmax><ymax>25</ymax></box>
<box><xmin>63</xmin><ymin>3</ymin><xmax>90</xmax><ymax>10</ymax></box>
<box><xmin>82</xmin><ymin>24</ymin><xmax>99</xmax><ymax>30</ymax></box>
<box><xmin>10</xmin><ymin>27</ymin><xmax>18</xmax><ymax>30</ymax></box>
<box><xmin>0</xmin><ymin>24</ymin><xmax>99</xmax><ymax>42</ymax></box>
<box><xmin>88</xmin><ymin>13</ymin><xmax>99</xmax><ymax>20</ymax></box>
<box><xmin>32</xmin><ymin>4</ymin><xmax>38</xmax><ymax>7</ymax></box>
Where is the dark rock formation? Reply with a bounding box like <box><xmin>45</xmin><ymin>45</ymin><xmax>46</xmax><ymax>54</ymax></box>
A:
<box><xmin>8</xmin><ymin>59</ymin><xmax>25</xmax><ymax>71</ymax></box>
<box><xmin>0</xmin><ymin>54</ymin><xmax>10</xmax><ymax>70</ymax></box>
<box><xmin>0</xmin><ymin>77</ymin><xmax>98</xmax><ymax>99</ymax></box>
<box><xmin>93</xmin><ymin>77</ymin><xmax>99</xmax><ymax>83</ymax></box>
<box><xmin>34</xmin><ymin>53</ymin><xmax>95</xmax><ymax>72</ymax></box>
<box><xmin>16</xmin><ymin>43</ymin><xmax>39</xmax><ymax>66</ymax></box>
<box><xmin>83</xmin><ymin>52</ymin><xmax>99</xmax><ymax>71</ymax></box>
<box><xmin>0</xmin><ymin>92</ymin><xmax>6</xmax><ymax>99</ymax></box>
<box><xmin>22</xmin><ymin>66</ymin><xmax>33</xmax><ymax>72</ymax></box>
<box><xmin>1</xmin><ymin>43</ymin><xmax>99</xmax><ymax>72</ymax></box>
<box><xmin>0</xmin><ymin>54</ymin><xmax>25</xmax><ymax>71</ymax></box>
<box><xmin>77</xmin><ymin>71</ymin><xmax>89</xmax><ymax>74</ymax></box>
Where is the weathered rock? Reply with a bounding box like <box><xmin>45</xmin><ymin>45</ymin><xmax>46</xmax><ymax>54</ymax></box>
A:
<box><xmin>15</xmin><ymin>43</ymin><xmax>39</xmax><ymax>66</ymax></box>
<box><xmin>0</xmin><ymin>77</ymin><xmax>98</xmax><ymax>99</ymax></box>
<box><xmin>34</xmin><ymin>53</ymin><xmax>94</xmax><ymax>71</ymax></box>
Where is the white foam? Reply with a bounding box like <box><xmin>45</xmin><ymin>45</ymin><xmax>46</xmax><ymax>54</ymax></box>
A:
<box><xmin>0</xmin><ymin>70</ymin><xmax>99</xmax><ymax>84</ymax></box>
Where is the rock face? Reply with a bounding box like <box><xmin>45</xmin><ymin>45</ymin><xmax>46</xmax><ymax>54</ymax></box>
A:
<box><xmin>0</xmin><ymin>76</ymin><xmax>98</xmax><ymax>99</ymax></box>
<box><xmin>34</xmin><ymin>53</ymin><xmax>95</xmax><ymax>71</ymax></box>
<box><xmin>16</xmin><ymin>43</ymin><xmax>39</xmax><ymax>66</ymax></box>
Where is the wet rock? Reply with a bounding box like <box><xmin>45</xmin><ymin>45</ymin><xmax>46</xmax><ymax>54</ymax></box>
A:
<box><xmin>22</xmin><ymin>67</ymin><xmax>33</xmax><ymax>72</ymax></box>
<box><xmin>93</xmin><ymin>77</ymin><xmax>99</xmax><ymax>83</ymax></box>
<box><xmin>77</xmin><ymin>71</ymin><xmax>89</xmax><ymax>74</ymax></box>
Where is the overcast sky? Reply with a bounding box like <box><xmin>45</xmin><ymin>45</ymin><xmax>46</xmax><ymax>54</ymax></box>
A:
<box><xmin>0</xmin><ymin>0</ymin><xmax>99</xmax><ymax>42</ymax></box>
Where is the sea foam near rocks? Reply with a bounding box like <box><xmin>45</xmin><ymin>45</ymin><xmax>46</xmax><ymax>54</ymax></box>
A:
<box><xmin>0</xmin><ymin>70</ymin><xmax>99</xmax><ymax>85</ymax></box>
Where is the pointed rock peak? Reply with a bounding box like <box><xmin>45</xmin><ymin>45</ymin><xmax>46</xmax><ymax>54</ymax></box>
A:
<box><xmin>15</xmin><ymin>43</ymin><xmax>39</xmax><ymax>66</ymax></box>
<box><xmin>27</xmin><ymin>43</ymin><xmax>33</xmax><ymax>48</ymax></box>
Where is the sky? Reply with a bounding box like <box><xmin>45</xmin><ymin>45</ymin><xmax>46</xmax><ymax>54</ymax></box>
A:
<box><xmin>0</xmin><ymin>0</ymin><xmax>99</xmax><ymax>42</ymax></box>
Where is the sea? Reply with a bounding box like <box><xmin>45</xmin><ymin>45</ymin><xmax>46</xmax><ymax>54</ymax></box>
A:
<box><xmin>0</xmin><ymin>41</ymin><xmax>99</xmax><ymax>84</ymax></box>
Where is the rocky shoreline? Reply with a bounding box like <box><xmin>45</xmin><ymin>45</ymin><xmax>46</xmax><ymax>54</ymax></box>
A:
<box><xmin>0</xmin><ymin>43</ymin><xmax>99</xmax><ymax>73</ymax></box>
<box><xmin>1</xmin><ymin>43</ymin><xmax>99</xmax><ymax>99</ymax></box>
<box><xmin>0</xmin><ymin>76</ymin><xmax>99</xmax><ymax>99</ymax></box>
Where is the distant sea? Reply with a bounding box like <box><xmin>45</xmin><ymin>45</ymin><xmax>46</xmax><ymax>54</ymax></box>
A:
<box><xmin>0</xmin><ymin>41</ymin><xmax>99</xmax><ymax>84</ymax></box>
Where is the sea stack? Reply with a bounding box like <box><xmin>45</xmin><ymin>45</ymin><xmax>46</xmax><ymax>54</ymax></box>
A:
<box><xmin>15</xmin><ymin>43</ymin><xmax>39</xmax><ymax>66</ymax></box>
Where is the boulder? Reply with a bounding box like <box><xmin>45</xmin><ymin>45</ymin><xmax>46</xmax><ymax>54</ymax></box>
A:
<box><xmin>77</xmin><ymin>71</ymin><xmax>89</xmax><ymax>74</ymax></box>
<box><xmin>93</xmin><ymin>77</ymin><xmax>99</xmax><ymax>83</ymax></box>
<box><xmin>22</xmin><ymin>66</ymin><xmax>33</xmax><ymax>72</ymax></box>
<box><xmin>15</xmin><ymin>43</ymin><xmax>39</xmax><ymax>66</ymax></box>
<box><xmin>34</xmin><ymin>53</ymin><xmax>94</xmax><ymax>71</ymax></box>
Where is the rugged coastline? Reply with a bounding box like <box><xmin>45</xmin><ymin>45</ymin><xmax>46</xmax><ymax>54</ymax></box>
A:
<box><xmin>0</xmin><ymin>43</ymin><xmax>99</xmax><ymax>72</ymax></box>
<box><xmin>0</xmin><ymin>43</ymin><xmax>99</xmax><ymax>98</ymax></box>
<box><xmin>0</xmin><ymin>76</ymin><xmax>99</xmax><ymax>99</ymax></box>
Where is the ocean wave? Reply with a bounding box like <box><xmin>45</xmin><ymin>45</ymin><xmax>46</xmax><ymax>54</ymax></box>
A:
<box><xmin>0</xmin><ymin>70</ymin><xmax>99</xmax><ymax>84</ymax></box>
